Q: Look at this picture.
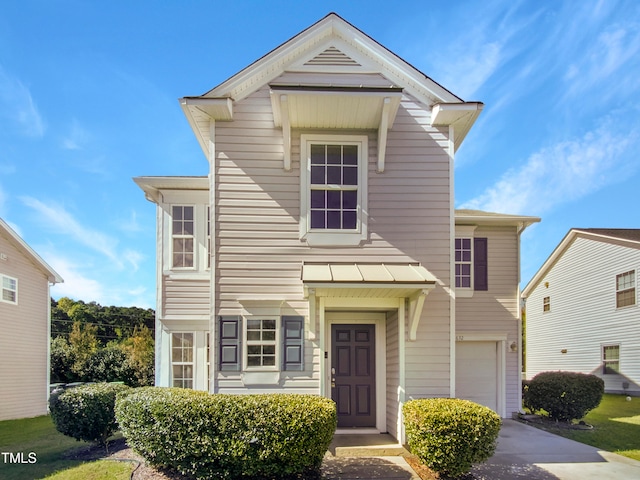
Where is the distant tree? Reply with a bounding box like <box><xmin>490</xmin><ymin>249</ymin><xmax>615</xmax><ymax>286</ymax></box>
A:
<box><xmin>122</xmin><ymin>325</ymin><xmax>155</xmax><ymax>386</ymax></box>
<box><xmin>68</xmin><ymin>321</ymin><xmax>99</xmax><ymax>378</ymax></box>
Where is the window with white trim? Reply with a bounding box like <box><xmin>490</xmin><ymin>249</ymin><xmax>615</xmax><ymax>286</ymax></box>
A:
<box><xmin>172</xmin><ymin>206</ymin><xmax>194</xmax><ymax>268</ymax></box>
<box><xmin>616</xmin><ymin>270</ymin><xmax>635</xmax><ymax>308</ymax></box>
<box><xmin>246</xmin><ymin>318</ymin><xmax>277</xmax><ymax>369</ymax></box>
<box><xmin>454</xmin><ymin>236</ymin><xmax>488</xmax><ymax>293</ymax></box>
<box><xmin>300</xmin><ymin>134</ymin><xmax>368</xmax><ymax>246</ymax></box>
<box><xmin>171</xmin><ymin>332</ymin><xmax>194</xmax><ymax>388</ymax></box>
<box><xmin>1</xmin><ymin>275</ymin><xmax>17</xmax><ymax>304</ymax></box>
<box><xmin>602</xmin><ymin>345</ymin><xmax>620</xmax><ymax>375</ymax></box>
<box><xmin>455</xmin><ymin>238</ymin><xmax>472</xmax><ymax>288</ymax></box>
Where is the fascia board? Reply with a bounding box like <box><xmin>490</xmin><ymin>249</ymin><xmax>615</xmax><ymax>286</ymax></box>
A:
<box><xmin>0</xmin><ymin>218</ymin><xmax>63</xmax><ymax>284</ymax></box>
<box><xmin>179</xmin><ymin>100</ymin><xmax>209</xmax><ymax>159</ymax></box>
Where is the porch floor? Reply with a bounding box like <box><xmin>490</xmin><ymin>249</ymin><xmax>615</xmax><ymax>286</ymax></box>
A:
<box><xmin>328</xmin><ymin>433</ymin><xmax>408</xmax><ymax>457</ymax></box>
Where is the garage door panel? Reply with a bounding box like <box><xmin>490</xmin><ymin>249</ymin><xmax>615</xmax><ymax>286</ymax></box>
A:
<box><xmin>456</xmin><ymin>341</ymin><xmax>498</xmax><ymax>412</ymax></box>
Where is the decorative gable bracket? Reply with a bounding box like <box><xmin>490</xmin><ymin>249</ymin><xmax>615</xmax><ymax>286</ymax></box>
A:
<box><xmin>408</xmin><ymin>288</ymin><xmax>435</xmax><ymax>341</ymax></box>
<box><xmin>270</xmin><ymin>85</ymin><xmax>402</xmax><ymax>172</ymax></box>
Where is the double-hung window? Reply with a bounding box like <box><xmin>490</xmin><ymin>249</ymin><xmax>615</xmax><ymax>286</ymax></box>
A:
<box><xmin>246</xmin><ymin>318</ymin><xmax>277</xmax><ymax>368</ymax></box>
<box><xmin>1</xmin><ymin>275</ymin><xmax>17</xmax><ymax>304</ymax></box>
<box><xmin>301</xmin><ymin>134</ymin><xmax>368</xmax><ymax>246</ymax></box>
<box><xmin>616</xmin><ymin>270</ymin><xmax>636</xmax><ymax>308</ymax></box>
<box><xmin>172</xmin><ymin>206</ymin><xmax>194</xmax><ymax>268</ymax></box>
<box><xmin>171</xmin><ymin>332</ymin><xmax>194</xmax><ymax>388</ymax></box>
<box><xmin>602</xmin><ymin>345</ymin><xmax>620</xmax><ymax>374</ymax></box>
<box><xmin>454</xmin><ymin>236</ymin><xmax>488</xmax><ymax>294</ymax></box>
<box><xmin>543</xmin><ymin>296</ymin><xmax>551</xmax><ymax>312</ymax></box>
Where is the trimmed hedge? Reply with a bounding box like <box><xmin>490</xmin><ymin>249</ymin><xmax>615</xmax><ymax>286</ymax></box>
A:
<box><xmin>115</xmin><ymin>388</ymin><xmax>336</xmax><ymax>479</ymax></box>
<box><xmin>49</xmin><ymin>382</ymin><xmax>130</xmax><ymax>446</ymax></box>
<box><xmin>526</xmin><ymin>371</ymin><xmax>604</xmax><ymax>422</ymax></box>
<box><xmin>403</xmin><ymin>398</ymin><xmax>501</xmax><ymax>478</ymax></box>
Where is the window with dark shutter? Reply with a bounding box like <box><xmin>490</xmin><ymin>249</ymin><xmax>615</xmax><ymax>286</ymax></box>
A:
<box><xmin>474</xmin><ymin>238</ymin><xmax>488</xmax><ymax>291</ymax></box>
<box><xmin>219</xmin><ymin>316</ymin><xmax>242</xmax><ymax>371</ymax></box>
<box><xmin>282</xmin><ymin>316</ymin><xmax>304</xmax><ymax>371</ymax></box>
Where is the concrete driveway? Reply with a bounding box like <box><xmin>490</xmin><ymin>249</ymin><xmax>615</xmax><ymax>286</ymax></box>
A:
<box><xmin>470</xmin><ymin>419</ymin><xmax>640</xmax><ymax>479</ymax></box>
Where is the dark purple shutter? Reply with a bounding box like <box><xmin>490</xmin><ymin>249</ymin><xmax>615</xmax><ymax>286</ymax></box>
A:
<box><xmin>474</xmin><ymin>238</ymin><xmax>488</xmax><ymax>291</ymax></box>
<box><xmin>282</xmin><ymin>316</ymin><xmax>304</xmax><ymax>371</ymax></box>
<box><xmin>219</xmin><ymin>316</ymin><xmax>242</xmax><ymax>371</ymax></box>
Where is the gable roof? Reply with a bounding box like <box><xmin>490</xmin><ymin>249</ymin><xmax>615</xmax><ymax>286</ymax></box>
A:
<box><xmin>522</xmin><ymin>228</ymin><xmax>640</xmax><ymax>298</ymax></box>
<box><xmin>180</xmin><ymin>13</ymin><xmax>483</xmax><ymax>162</ymax></box>
<box><xmin>0</xmin><ymin>218</ymin><xmax>63</xmax><ymax>284</ymax></box>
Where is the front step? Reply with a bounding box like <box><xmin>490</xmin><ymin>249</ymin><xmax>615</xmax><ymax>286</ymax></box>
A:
<box><xmin>333</xmin><ymin>444</ymin><xmax>409</xmax><ymax>457</ymax></box>
<box><xmin>328</xmin><ymin>433</ymin><xmax>409</xmax><ymax>457</ymax></box>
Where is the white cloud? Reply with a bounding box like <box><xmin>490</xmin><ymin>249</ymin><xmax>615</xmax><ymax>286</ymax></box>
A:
<box><xmin>62</xmin><ymin>118</ymin><xmax>91</xmax><ymax>150</ymax></box>
<box><xmin>49</xmin><ymin>256</ymin><xmax>106</xmax><ymax>303</ymax></box>
<box><xmin>0</xmin><ymin>66</ymin><xmax>45</xmax><ymax>137</ymax></box>
<box><xmin>460</xmin><ymin>119</ymin><xmax>639</xmax><ymax>215</ymax></box>
<box><xmin>19</xmin><ymin>196</ymin><xmax>123</xmax><ymax>267</ymax></box>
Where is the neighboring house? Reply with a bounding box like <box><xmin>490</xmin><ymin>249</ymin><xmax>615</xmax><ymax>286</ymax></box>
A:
<box><xmin>135</xmin><ymin>13</ymin><xmax>539</xmax><ymax>439</ymax></box>
<box><xmin>0</xmin><ymin>218</ymin><xmax>63</xmax><ymax>420</ymax></box>
<box><xmin>523</xmin><ymin>229</ymin><xmax>640</xmax><ymax>395</ymax></box>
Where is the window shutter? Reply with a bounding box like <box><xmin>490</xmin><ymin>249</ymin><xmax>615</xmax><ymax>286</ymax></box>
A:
<box><xmin>474</xmin><ymin>237</ymin><xmax>488</xmax><ymax>291</ymax></box>
<box><xmin>282</xmin><ymin>316</ymin><xmax>304</xmax><ymax>371</ymax></box>
<box><xmin>218</xmin><ymin>316</ymin><xmax>242</xmax><ymax>371</ymax></box>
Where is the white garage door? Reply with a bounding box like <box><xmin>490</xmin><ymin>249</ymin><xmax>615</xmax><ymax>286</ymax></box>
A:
<box><xmin>456</xmin><ymin>341</ymin><xmax>498</xmax><ymax>412</ymax></box>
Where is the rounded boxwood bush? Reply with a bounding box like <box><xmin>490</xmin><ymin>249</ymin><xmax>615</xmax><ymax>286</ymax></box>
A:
<box><xmin>403</xmin><ymin>398</ymin><xmax>501</xmax><ymax>478</ymax></box>
<box><xmin>115</xmin><ymin>387</ymin><xmax>336</xmax><ymax>479</ymax></box>
<box><xmin>49</xmin><ymin>382</ymin><xmax>130</xmax><ymax>446</ymax></box>
<box><xmin>526</xmin><ymin>371</ymin><xmax>604</xmax><ymax>422</ymax></box>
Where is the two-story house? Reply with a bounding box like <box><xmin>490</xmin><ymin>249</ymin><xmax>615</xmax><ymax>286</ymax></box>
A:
<box><xmin>523</xmin><ymin>228</ymin><xmax>640</xmax><ymax>395</ymax></box>
<box><xmin>0</xmin><ymin>218</ymin><xmax>63</xmax><ymax>420</ymax></box>
<box><xmin>135</xmin><ymin>13</ymin><xmax>539</xmax><ymax>439</ymax></box>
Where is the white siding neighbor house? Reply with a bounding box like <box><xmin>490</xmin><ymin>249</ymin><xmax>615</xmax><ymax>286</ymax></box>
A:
<box><xmin>523</xmin><ymin>229</ymin><xmax>640</xmax><ymax>395</ymax></box>
<box><xmin>0</xmin><ymin>218</ymin><xmax>63</xmax><ymax>420</ymax></box>
<box><xmin>135</xmin><ymin>13</ymin><xmax>539</xmax><ymax>439</ymax></box>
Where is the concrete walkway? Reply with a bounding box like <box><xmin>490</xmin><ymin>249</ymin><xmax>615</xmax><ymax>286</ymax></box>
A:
<box><xmin>321</xmin><ymin>420</ymin><xmax>640</xmax><ymax>480</ymax></box>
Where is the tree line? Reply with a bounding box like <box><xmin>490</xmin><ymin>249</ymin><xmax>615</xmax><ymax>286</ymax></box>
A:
<box><xmin>51</xmin><ymin>297</ymin><xmax>155</xmax><ymax>387</ymax></box>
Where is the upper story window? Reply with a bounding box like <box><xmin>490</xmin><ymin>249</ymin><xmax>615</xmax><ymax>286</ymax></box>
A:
<box><xmin>454</xmin><ymin>236</ymin><xmax>488</xmax><ymax>295</ymax></box>
<box><xmin>172</xmin><ymin>206</ymin><xmax>194</xmax><ymax>268</ymax></box>
<box><xmin>616</xmin><ymin>270</ymin><xmax>636</xmax><ymax>308</ymax></box>
<box><xmin>1</xmin><ymin>275</ymin><xmax>17</xmax><ymax>304</ymax></box>
<box><xmin>300</xmin><ymin>134</ymin><xmax>368</xmax><ymax>246</ymax></box>
<box><xmin>543</xmin><ymin>296</ymin><xmax>550</xmax><ymax>312</ymax></box>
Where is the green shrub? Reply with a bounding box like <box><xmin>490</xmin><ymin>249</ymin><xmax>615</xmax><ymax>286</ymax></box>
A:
<box><xmin>81</xmin><ymin>344</ymin><xmax>138</xmax><ymax>385</ymax></box>
<box><xmin>115</xmin><ymin>388</ymin><xmax>336</xmax><ymax>479</ymax></box>
<box><xmin>49</xmin><ymin>382</ymin><xmax>130</xmax><ymax>446</ymax></box>
<box><xmin>526</xmin><ymin>371</ymin><xmax>604</xmax><ymax>422</ymax></box>
<box><xmin>403</xmin><ymin>398</ymin><xmax>501</xmax><ymax>478</ymax></box>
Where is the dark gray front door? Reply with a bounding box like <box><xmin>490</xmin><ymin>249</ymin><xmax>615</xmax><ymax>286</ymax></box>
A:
<box><xmin>331</xmin><ymin>324</ymin><xmax>376</xmax><ymax>427</ymax></box>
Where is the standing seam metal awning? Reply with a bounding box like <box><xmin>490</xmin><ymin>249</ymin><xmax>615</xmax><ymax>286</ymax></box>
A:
<box><xmin>301</xmin><ymin>262</ymin><xmax>437</xmax><ymax>341</ymax></box>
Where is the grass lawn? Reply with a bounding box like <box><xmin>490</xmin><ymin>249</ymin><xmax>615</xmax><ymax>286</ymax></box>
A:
<box><xmin>532</xmin><ymin>394</ymin><xmax>640</xmax><ymax>461</ymax></box>
<box><xmin>0</xmin><ymin>415</ymin><xmax>132</xmax><ymax>480</ymax></box>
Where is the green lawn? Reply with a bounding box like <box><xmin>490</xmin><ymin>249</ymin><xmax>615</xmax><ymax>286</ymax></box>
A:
<box><xmin>0</xmin><ymin>415</ymin><xmax>132</xmax><ymax>480</ymax></box>
<box><xmin>533</xmin><ymin>394</ymin><xmax>640</xmax><ymax>461</ymax></box>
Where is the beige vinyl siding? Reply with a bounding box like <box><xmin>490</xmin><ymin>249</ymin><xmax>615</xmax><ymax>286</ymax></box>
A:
<box><xmin>163</xmin><ymin>278</ymin><xmax>210</xmax><ymax>317</ymax></box>
<box><xmin>0</xmin><ymin>234</ymin><xmax>50</xmax><ymax>420</ymax></box>
<box><xmin>213</xmin><ymin>83</ymin><xmax>452</xmax><ymax>394</ymax></box>
<box><xmin>526</xmin><ymin>236</ymin><xmax>640</xmax><ymax>394</ymax></box>
<box><xmin>455</xmin><ymin>226</ymin><xmax>521</xmax><ymax>414</ymax></box>
<box><xmin>385</xmin><ymin>310</ymin><xmax>400</xmax><ymax>437</ymax></box>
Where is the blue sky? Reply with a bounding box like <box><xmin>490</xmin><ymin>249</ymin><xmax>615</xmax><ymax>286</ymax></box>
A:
<box><xmin>1</xmin><ymin>1</ymin><xmax>639</xmax><ymax>309</ymax></box>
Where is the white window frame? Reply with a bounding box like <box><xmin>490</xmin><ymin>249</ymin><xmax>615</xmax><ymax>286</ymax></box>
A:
<box><xmin>602</xmin><ymin>344</ymin><xmax>620</xmax><ymax>375</ymax></box>
<box><xmin>543</xmin><ymin>296</ymin><xmax>550</xmax><ymax>313</ymax></box>
<box><xmin>244</xmin><ymin>316</ymin><xmax>279</xmax><ymax>371</ymax></box>
<box><xmin>171</xmin><ymin>332</ymin><xmax>195</xmax><ymax>388</ymax></box>
<box><xmin>171</xmin><ymin>205</ymin><xmax>196</xmax><ymax>270</ymax></box>
<box><xmin>616</xmin><ymin>270</ymin><xmax>636</xmax><ymax>309</ymax></box>
<box><xmin>300</xmin><ymin>134</ymin><xmax>368</xmax><ymax>246</ymax></box>
<box><xmin>454</xmin><ymin>226</ymin><xmax>477</xmax><ymax>298</ymax></box>
<box><xmin>1</xmin><ymin>274</ymin><xmax>17</xmax><ymax>304</ymax></box>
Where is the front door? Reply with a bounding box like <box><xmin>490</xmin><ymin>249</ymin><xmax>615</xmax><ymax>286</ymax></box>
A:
<box><xmin>331</xmin><ymin>324</ymin><xmax>376</xmax><ymax>427</ymax></box>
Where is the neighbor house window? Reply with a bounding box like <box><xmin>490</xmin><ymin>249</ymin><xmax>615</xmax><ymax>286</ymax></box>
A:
<box><xmin>300</xmin><ymin>134</ymin><xmax>368</xmax><ymax>246</ymax></box>
<box><xmin>602</xmin><ymin>345</ymin><xmax>620</xmax><ymax>374</ymax></box>
<box><xmin>246</xmin><ymin>318</ymin><xmax>277</xmax><ymax>368</ymax></box>
<box><xmin>171</xmin><ymin>332</ymin><xmax>194</xmax><ymax>388</ymax></box>
<box><xmin>172</xmin><ymin>206</ymin><xmax>194</xmax><ymax>268</ymax></box>
<box><xmin>543</xmin><ymin>296</ymin><xmax>550</xmax><ymax>312</ymax></box>
<box><xmin>1</xmin><ymin>275</ymin><xmax>17</xmax><ymax>304</ymax></box>
<box><xmin>616</xmin><ymin>270</ymin><xmax>636</xmax><ymax>308</ymax></box>
<box><xmin>454</xmin><ymin>238</ymin><xmax>488</xmax><ymax>291</ymax></box>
